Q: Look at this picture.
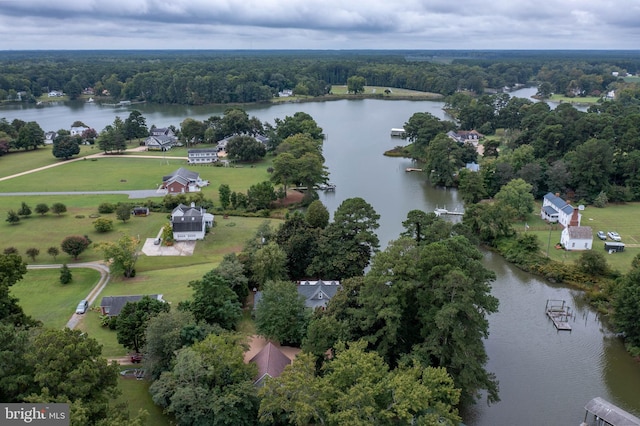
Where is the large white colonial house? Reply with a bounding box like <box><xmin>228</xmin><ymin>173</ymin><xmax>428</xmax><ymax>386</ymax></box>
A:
<box><xmin>171</xmin><ymin>203</ymin><xmax>214</xmax><ymax>241</ymax></box>
<box><xmin>188</xmin><ymin>148</ymin><xmax>219</xmax><ymax>164</ymax></box>
<box><xmin>542</xmin><ymin>192</ymin><xmax>593</xmax><ymax>250</ymax></box>
<box><xmin>540</xmin><ymin>192</ymin><xmax>580</xmax><ymax>227</ymax></box>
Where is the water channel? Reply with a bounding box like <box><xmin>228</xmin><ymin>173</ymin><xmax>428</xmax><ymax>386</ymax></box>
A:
<box><xmin>2</xmin><ymin>94</ymin><xmax>639</xmax><ymax>425</ymax></box>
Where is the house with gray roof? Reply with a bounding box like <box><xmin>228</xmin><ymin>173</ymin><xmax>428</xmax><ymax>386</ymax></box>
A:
<box><xmin>145</xmin><ymin>135</ymin><xmax>177</xmax><ymax>151</ymax></box>
<box><xmin>560</xmin><ymin>208</ymin><xmax>592</xmax><ymax>250</ymax></box>
<box><xmin>99</xmin><ymin>294</ymin><xmax>164</xmax><ymax>317</ymax></box>
<box><xmin>254</xmin><ymin>280</ymin><xmax>342</xmax><ymax>311</ymax></box>
<box><xmin>188</xmin><ymin>148</ymin><xmax>219</xmax><ymax>164</ymax></box>
<box><xmin>161</xmin><ymin>168</ymin><xmax>209</xmax><ymax>194</ymax></box>
<box><xmin>541</xmin><ymin>192</ymin><xmax>580</xmax><ymax>227</ymax></box>
<box><xmin>171</xmin><ymin>203</ymin><xmax>214</xmax><ymax>241</ymax></box>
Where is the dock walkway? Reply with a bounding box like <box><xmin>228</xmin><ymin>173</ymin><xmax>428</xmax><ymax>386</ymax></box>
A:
<box><xmin>545</xmin><ymin>299</ymin><xmax>572</xmax><ymax>331</ymax></box>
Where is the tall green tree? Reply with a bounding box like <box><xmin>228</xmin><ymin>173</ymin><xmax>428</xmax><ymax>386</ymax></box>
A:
<box><xmin>0</xmin><ymin>253</ymin><xmax>35</xmax><ymax>328</ymax></box>
<box><xmin>52</xmin><ymin>133</ymin><xmax>80</xmax><ymax>160</ymax></box>
<box><xmin>613</xmin><ymin>261</ymin><xmax>640</xmax><ymax>351</ymax></box>
<box><xmin>425</xmin><ymin>134</ymin><xmax>462</xmax><ymax>187</ymax></box>
<box><xmin>181</xmin><ymin>270</ymin><xmax>242</xmax><ymax>330</ymax></box>
<box><xmin>226</xmin><ymin>135</ymin><xmax>266</xmax><ymax>162</ymax></box>
<box><xmin>60</xmin><ymin>235</ymin><xmax>90</xmax><ymax>260</ymax></box>
<box><xmin>123</xmin><ymin>110</ymin><xmax>148</xmax><ymax>140</ymax></box>
<box><xmin>347</xmin><ymin>75</ymin><xmax>366</xmax><ymax>94</ymax></box>
<box><xmin>458</xmin><ymin>168</ymin><xmax>488</xmax><ymax>204</ymax></box>
<box><xmin>308</xmin><ymin>197</ymin><xmax>380</xmax><ymax>279</ymax></box>
<box><xmin>149</xmin><ymin>333</ymin><xmax>258</xmax><ymax>426</ymax></box>
<box><xmin>116</xmin><ymin>296</ymin><xmax>170</xmax><ymax>353</ymax></box>
<box><xmin>218</xmin><ymin>184</ymin><xmax>231</xmax><ymax>210</ymax></box>
<box><xmin>306</xmin><ymin>200</ymin><xmax>329</xmax><ymax>229</ymax></box>
<box><xmin>259</xmin><ymin>343</ymin><xmax>461</xmax><ymax>426</ymax></box>
<box><xmin>255</xmin><ymin>280</ymin><xmax>310</xmax><ymax>346</ymax></box>
<box><xmin>247</xmin><ymin>181</ymin><xmax>277</xmax><ymax>210</ymax></box>
<box><xmin>98</xmin><ymin>234</ymin><xmax>139</xmax><ymax>278</ymax></box>
<box><xmin>251</xmin><ymin>242</ymin><xmax>288</xmax><ymax>284</ymax></box>
<box><xmin>214</xmin><ymin>253</ymin><xmax>249</xmax><ymax>304</ymax></box>
<box><xmin>494</xmin><ymin>178</ymin><xmax>534</xmax><ymax>220</ymax></box>
<box><xmin>15</xmin><ymin>121</ymin><xmax>44</xmax><ymax>150</ymax></box>
<box><xmin>25</xmin><ymin>328</ymin><xmax>121</xmax><ymax>424</ymax></box>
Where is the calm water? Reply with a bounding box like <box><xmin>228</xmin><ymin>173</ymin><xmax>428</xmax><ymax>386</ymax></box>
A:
<box><xmin>2</xmin><ymin>98</ymin><xmax>639</xmax><ymax>425</ymax></box>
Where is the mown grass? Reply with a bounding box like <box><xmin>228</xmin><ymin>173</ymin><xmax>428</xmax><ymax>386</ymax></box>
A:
<box><xmin>519</xmin><ymin>202</ymin><xmax>640</xmax><ymax>273</ymax></box>
<box><xmin>11</xmin><ymin>268</ymin><xmax>100</xmax><ymax>328</ymax></box>
<box><xmin>0</xmin><ymin>145</ymin><xmax>96</xmax><ymax>178</ymax></box>
<box><xmin>116</xmin><ymin>370</ymin><xmax>170</xmax><ymax>426</ymax></box>
<box><xmin>548</xmin><ymin>94</ymin><xmax>601</xmax><ymax>104</ymax></box>
<box><xmin>0</xmin><ymin>155</ymin><xmax>273</xmax><ymax>197</ymax></box>
<box><xmin>329</xmin><ymin>85</ymin><xmax>441</xmax><ymax>97</ymax></box>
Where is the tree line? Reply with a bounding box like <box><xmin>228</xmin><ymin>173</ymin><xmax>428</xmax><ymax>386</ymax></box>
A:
<box><xmin>1</xmin><ymin>50</ymin><xmax>639</xmax><ymax>105</ymax></box>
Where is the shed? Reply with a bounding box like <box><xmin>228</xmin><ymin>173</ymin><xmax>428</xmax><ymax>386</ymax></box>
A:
<box><xmin>582</xmin><ymin>397</ymin><xmax>640</xmax><ymax>426</ymax></box>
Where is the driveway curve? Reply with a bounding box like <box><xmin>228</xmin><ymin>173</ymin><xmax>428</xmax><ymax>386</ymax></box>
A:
<box><xmin>27</xmin><ymin>262</ymin><xmax>111</xmax><ymax>329</ymax></box>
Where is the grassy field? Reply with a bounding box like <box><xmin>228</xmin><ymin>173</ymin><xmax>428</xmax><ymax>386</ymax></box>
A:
<box><xmin>0</xmin><ymin>145</ymin><xmax>97</xmax><ymax>178</ymax></box>
<box><xmin>519</xmin><ymin>202</ymin><xmax>640</xmax><ymax>273</ymax></box>
<box><xmin>548</xmin><ymin>94</ymin><xmax>601</xmax><ymax>104</ymax></box>
<box><xmin>116</xmin><ymin>368</ymin><xmax>170</xmax><ymax>426</ymax></box>
<box><xmin>11</xmin><ymin>268</ymin><xmax>100</xmax><ymax>328</ymax></box>
<box><xmin>329</xmin><ymin>85</ymin><xmax>442</xmax><ymax>97</ymax></box>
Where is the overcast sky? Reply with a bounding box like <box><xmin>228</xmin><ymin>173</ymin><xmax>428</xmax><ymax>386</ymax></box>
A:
<box><xmin>1</xmin><ymin>0</ymin><xmax>639</xmax><ymax>50</ymax></box>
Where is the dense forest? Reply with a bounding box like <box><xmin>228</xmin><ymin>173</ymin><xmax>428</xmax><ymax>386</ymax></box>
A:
<box><xmin>1</xmin><ymin>50</ymin><xmax>640</xmax><ymax>104</ymax></box>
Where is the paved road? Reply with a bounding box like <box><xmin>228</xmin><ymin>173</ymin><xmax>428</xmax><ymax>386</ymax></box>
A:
<box><xmin>27</xmin><ymin>262</ymin><xmax>111</xmax><ymax>329</ymax></box>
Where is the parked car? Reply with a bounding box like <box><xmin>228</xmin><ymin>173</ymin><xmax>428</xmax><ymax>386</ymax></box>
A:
<box><xmin>75</xmin><ymin>300</ymin><xmax>89</xmax><ymax>314</ymax></box>
<box><xmin>596</xmin><ymin>231</ymin><xmax>607</xmax><ymax>240</ymax></box>
<box><xmin>607</xmin><ymin>231</ymin><xmax>622</xmax><ymax>242</ymax></box>
<box><xmin>130</xmin><ymin>353</ymin><xmax>143</xmax><ymax>363</ymax></box>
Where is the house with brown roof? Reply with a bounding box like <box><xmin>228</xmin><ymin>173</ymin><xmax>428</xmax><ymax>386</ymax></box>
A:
<box><xmin>249</xmin><ymin>342</ymin><xmax>293</xmax><ymax>386</ymax></box>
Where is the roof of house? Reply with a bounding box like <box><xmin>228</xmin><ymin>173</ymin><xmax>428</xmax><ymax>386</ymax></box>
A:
<box><xmin>543</xmin><ymin>192</ymin><xmax>575</xmax><ymax>216</ymax></box>
<box><xmin>188</xmin><ymin>148</ymin><xmax>219</xmax><ymax>154</ymax></box>
<box><xmin>566</xmin><ymin>226</ymin><xmax>593</xmax><ymax>239</ymax></box>
<box><xmin>171</xmin><ymin>204</ymin><xmax>206</xmax><ymax>232</ymax></box>
<box><xmin>146</xmin><ymin>135</ymin><xmax>175</xmax><ymax>146</ymax></box>
<box><xmin>542</xmin><ymin>205</ymin><xmax>559</xmax><ymax>216</ymax></box>
<box><xmin>100</xmin><ymin>294</ymin><xmax>162</xmax><ymax>316</ymax></box>
<box><xmin>249</xmin><ymin>342</ymin><xmax>292</xmax><ymax>385</ymax></box>
<box><xmin>297</xmin><ymin>280</ymin><xmax>342</xmax><ymax>310</ymax></box>
<box><xmin>163</xmin><ymin>168</ymin><xmax>200</xmax><ymax>183</ymax></box>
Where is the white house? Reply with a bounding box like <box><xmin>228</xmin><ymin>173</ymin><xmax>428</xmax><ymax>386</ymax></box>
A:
<box><xmin>171</xmin><ymin>203</ymin><xmax>214</xmax><ymax>241</ymax></box>
<box><xmin>540</xmin><ymin>192</ymin><xmax>579</xmax><ymax>227</ymax></box>
<box><xmin>70</xmin><ymin>126</ymin><xmax>89</xmax><ymax>136</ymax></box>
<box><xmin>145</xmin><ymin>135</ymin><xmax>177</xmax><ymax>151</ymax></box>
<box><xmin>188</xmin><ymin>148</ymin><xmax>218</xmax><ymax>164</ymax></box>
<box><xmin>560</xmin><ymin>209</ymin><xmax>593</xmax><ymax>251</ymax></box>
<box><xmin>47</xmin><ymin>90</ymin><xmax>63</xmax><ymax>97</ymax></box>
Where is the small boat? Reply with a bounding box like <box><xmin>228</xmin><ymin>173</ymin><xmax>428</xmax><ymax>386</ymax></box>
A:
<box><xmin>405</xmin><ymin>168</ymin><xmax>423</xmax><ymax>172</ymax></box>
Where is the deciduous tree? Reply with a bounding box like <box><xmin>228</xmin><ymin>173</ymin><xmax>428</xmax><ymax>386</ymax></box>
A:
<box><xmin>25</xmin><ymin>248</ymin><xmax>39</xmax><ymax>262</ymax></box>
<box><xmin>115</xmin><ymin>204</ymin><xmax>131</xmax><ymax>223</ymax></box>
<box><xmin>51</xmin><ymin>202</ymin><xmax>67</xmax><ymax>216</ymax></box>
<box><xmin>116</xmin><ymin>296</ymin><xmax>170</xmax><ymax>353</ymax></box>
<box><xmin>17</xmin><ymin>202</ymin><xmax>32</xmax><ymax>217</ymax></box>
<box><xmin>98</xmin><ymin>234</ymin><xmax>139</xmax><ymax>277</ymax></box>
<box><xmin>34</xmin><ymin>203</ymin><xmax>49</xmax><ymax>215</ymax></box>
<box><xmin>52</xmin><ymin>133</ymin><xmax>80</xmax><ymax>160</ymax></box>
<box><xmin>181</xmin><ymin>270</ymin><xmax>242</xmax><ymax>330</ymax></box>
<box><xmin>60</xmin><ymin>235</ymin><xmax>90</xmax><ymax>260</ymax></box>
<box><xmin>5</xmin><ymin>209</ymin><xmax>20</xmax><ymax>225</ymax></box>
<box><xmin>255</xmin><ymin>280</ymin><xmax>310</xmax><ymax>346</ymax></box>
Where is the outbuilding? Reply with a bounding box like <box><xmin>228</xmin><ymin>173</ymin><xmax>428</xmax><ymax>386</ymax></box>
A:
<box><xmin>604</xmin><ymin>242</ymin><xmax>625</xmax><ymax>253</ymax></box>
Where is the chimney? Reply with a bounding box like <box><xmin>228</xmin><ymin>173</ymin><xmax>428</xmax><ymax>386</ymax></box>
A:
<box><xmin>569</xmin><ymin>208</ymin><xmax>579</xmax><ymax>227</ymax></box>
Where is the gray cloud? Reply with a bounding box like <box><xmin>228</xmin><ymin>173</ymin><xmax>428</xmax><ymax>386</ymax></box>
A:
<box><xmin>0</xmin><ymin>0</ymin><xmax>639</xmax><ymax>49</ymax></box>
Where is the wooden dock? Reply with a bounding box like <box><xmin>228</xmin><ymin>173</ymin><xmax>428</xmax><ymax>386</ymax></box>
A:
<box><xmin>434</xmin><ymin>207</ymin><xmax>464</xmax><ymax>217</ymax></box>
<box><xmin>545</xmin><ymin>299</ymin><xmax>572</xmax><ymax>331</ymax></box>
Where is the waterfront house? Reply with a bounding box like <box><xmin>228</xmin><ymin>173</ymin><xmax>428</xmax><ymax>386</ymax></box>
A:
<box><xmin>145</xmin><ymin>135</ymin><xmax>176</xmax><ymax>151</ymax></box>
<box><xmin>249</xmin><ymin>342</ymin><xmax>292</xmax><ymax>386</ymax></box>
<box><xmin>254</xmin><ymin>280</ymin><xmax>342</xmax><ymax>311</ymax></box>
<box><xmin>541</xmin><ymin>192</ymin><xmax>579</xmax><ymax>227</ymax></box>
<box><xmin>188</xmin><ymin>148</ymin><xmax>219</xmax><ymax>164</ymax></box>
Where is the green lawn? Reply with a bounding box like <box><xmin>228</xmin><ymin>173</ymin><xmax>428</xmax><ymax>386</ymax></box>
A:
<box><xmin>0</xmin><ymin>155</ymin><xmax>273</xmax><ymax>197</ymax></box>
<box><xmin>116</xmin><ymin>368</ymin><xmax>170</xmax><ymax>426</ymax></box>
<box><xmin>329</xmin><ymin>85</ymin><xmax>441</xmax><ymax>97</ymax></box>
<box><xmin>0</xmin><ymin>145</ymin><xmax>96</xmax><ymax>179</ymax></box>
<box><xmin>11</xmin><ymin>268</ymin><xmax>100</xmax><ymax>328</ymax></box>
<box><xmin>520</xmin><ymin>202</ymin><xmax>640</xmax><ymax>273</ymax></box>
<box><xmin>548</xmin><ymin>94</ymin><xmax>601</xmax><ymax>104</ymax></box>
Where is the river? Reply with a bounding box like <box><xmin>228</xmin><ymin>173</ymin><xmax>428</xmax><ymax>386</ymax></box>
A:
<box><xmin>2</xmin><ymin>96</ymin><xmax>639</xmax><ymax>425</ymax></box>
